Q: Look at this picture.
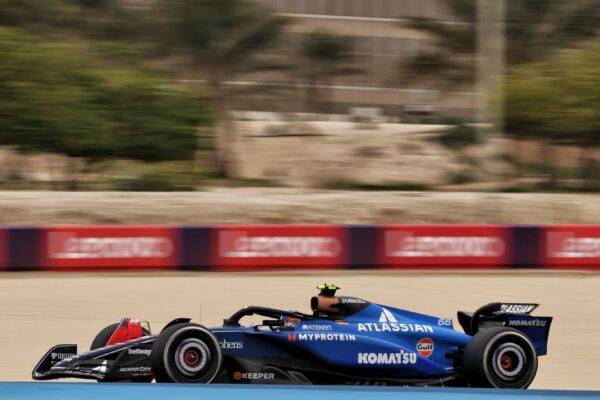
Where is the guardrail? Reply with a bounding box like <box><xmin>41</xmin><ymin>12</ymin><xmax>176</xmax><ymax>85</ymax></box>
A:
<box><xmin>0</xmin><ymin>224</ymin><xmax>599</xmax><ymax>271</ymax></box>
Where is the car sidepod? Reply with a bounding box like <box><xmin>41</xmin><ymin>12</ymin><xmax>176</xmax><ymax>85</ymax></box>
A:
<box><xmin>211</xmin><ymin>303</ymin><xmax>472</xmax><ymax>384</ymax></box>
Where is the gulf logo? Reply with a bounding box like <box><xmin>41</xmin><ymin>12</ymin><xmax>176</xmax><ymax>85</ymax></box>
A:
<box><xmin>417</xmin><ymin>338</ymin><xmax>434</xmax><ymax>357</ymax></box>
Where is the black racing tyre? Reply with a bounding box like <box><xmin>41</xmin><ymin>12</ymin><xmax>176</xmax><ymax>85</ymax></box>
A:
<box><xmin>151</xmin><ymin>323</ymin><xmax>222</xmax><ymax>383</ymax></box>
<box><xmin>463</xmin><ymin>327</ymin><xmax>538</xmax><ymax>389</ymax></box>
<box><xmin>91</xmin><ymin>323</ymin><xmax>121</xmax><ymax>351</ymax></box>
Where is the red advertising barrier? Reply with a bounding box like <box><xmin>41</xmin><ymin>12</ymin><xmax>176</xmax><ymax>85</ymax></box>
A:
<box><xmin>540</xmin><ymin>225</ymin><xmax>600</xmax><ymax>268</ymax></box>
<box><xmin>0</xmin><ymin>224</ymin><xmax>595</xmax><ymax>272</ymax></box>
<box><xmin>40</xmin><ymin>226</ymin><xmax>180</xmax><ymax>270</ymax></box>
<box><xmin>212</xmin><ymin>225</ymin><xmax>347</xmax><ymax>270</ymax></box>
<box><xmin>378</xmin><ymin>225</ymin><xmax>510</xmax><ymax>268</ymax></box>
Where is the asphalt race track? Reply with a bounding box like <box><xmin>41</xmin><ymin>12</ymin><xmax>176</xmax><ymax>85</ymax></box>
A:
<box><xmin>0</xmin><ymin>270</ymin><xmax>599</xmax><ymax>391</ymax></box>
<box><xmin>0</xmin><ymin>383</ymin><xmax>599</xmax><ymax>400</ymax></box>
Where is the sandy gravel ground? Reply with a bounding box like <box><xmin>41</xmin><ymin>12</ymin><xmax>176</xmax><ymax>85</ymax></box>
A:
<box><xmin>0</xmin><ymin>189</ymin><xmax>598</xmax><ymax>224</ymax></box>
<box><xmin>0</xmin><ymin>271</ymin><xmax>598</xmax><ymax>390</ymax></box>
<box><xmin>234</xmin><ymin>122</ymin><xmax>476</xmax><ymax>187</ymax></box>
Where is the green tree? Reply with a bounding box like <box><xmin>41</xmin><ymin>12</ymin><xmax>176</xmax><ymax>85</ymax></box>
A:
<box><xmin>0</xmin><ymin>0</ymin><xmax>55</xmax><ymax>26</ymax></box>
<box><xmin>153</xmin><ymin>0</ymin><xmax>289</xmax><ymax>176</ymax></box>
<box><xmin>0</xmin><ymin>0</ymin><xmax>148</xmax><ymax>42</ymax></box>
<box><xmin>63</xmin><ymin>0</ymin><xmax>151</xmax><ymax>41</ymax></box>
<box><xmin>505</xmin><ymin>40</ymin><xmax>600</xmax><ymax>189</ymax></box>
<box><xmin>400</xmin><ymin>0</ymin><xmax>600</xmax><ymax>89</ymax></box>
<box><xmin>300</xmin><ymin>31</ymin><xmax>358</xmax><ymax>113</ymax></box>
<box><xmin>0</xmin><ymin>27</ymin><xmax>210</xmax><ymax>188</ymax></box>
<box><xmin>1</xmin><ymin>0</ymin><xmax>288</xmax><ymax>178</ymax></box>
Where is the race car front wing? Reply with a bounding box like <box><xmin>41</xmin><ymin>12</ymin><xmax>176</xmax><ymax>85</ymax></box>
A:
<box><xmin>32</xmin><ymin>337</ymin><xmax>155</xmax><ymax>382</ymax></box>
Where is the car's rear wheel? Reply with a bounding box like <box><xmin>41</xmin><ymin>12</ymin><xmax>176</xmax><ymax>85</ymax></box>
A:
<box><xmin>151</xmin><ymin>323</ymin><xmax>222</xmax><ymax>383</ymax></box>
<box><xmin>463</xmin><ymin>327</ymin><xmax>538</xmax><ymax>389</ymax></box>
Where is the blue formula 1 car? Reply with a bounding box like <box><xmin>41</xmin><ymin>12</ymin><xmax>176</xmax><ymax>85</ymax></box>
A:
<box><xmin>32</xmin><ymin>284</ymin><xmax>552</xmax><ymax>389</ymax></box>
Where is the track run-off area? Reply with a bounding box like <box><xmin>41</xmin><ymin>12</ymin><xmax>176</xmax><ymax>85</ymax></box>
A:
<box><xmin>0</xmin><ymin>270</ymin><xmax>599</xmax><ymax>390</ymax></box>
<box><xmin>0</xmin><ymin>383</ymin><xmax>599</xmax><ymax>400</ymax></box>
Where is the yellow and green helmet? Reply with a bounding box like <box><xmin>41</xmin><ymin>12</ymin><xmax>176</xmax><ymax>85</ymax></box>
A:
<box><xmin>317</xmin><ymin>283</ymin><xmax>340</xmax><ymax>296</ymax></box>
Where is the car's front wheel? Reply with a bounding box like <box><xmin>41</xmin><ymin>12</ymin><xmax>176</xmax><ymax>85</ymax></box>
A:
<box><xmin>151</xmin><ymin>323</ymin><xmax>222</xmax><ymax>383</ymax></box>
<box><xmin>463</xmin><ymin>327</ymin><xmax>538</xmax><ymax>389</ymax></box>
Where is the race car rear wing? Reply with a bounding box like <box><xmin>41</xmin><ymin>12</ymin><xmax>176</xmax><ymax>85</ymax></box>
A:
<box><xmin>458</xmin><ymin>303</ymin><xmax>552</xmax><ymax>355</ymax></box>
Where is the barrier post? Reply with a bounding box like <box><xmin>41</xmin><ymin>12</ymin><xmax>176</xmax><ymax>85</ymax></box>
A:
<box><xmin>180</xmin><ymin>225</ymin><xmax>213</xmax><ymax>270</ymax></box>
<box><xmin>7</xmin><ymin>227</ymin><xmax>39</xmax><ymax>271</ymax></box>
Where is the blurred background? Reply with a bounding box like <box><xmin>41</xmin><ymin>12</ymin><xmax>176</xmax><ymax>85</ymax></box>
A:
<box><xmin>0</xmin><ymin>1</ymin><xmax>600</xmax><ymax>390</ymax></box>
<box><xmin>0</xmin><ymin>0</ymin><xmax>598</xmax><ymax>200</ymax></box>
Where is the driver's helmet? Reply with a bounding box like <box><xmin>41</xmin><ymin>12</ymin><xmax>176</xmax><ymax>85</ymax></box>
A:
<box><xmin>312</xmin><ymin>283</ymin><xmax>341</xmax><ymax>315</ymax></box>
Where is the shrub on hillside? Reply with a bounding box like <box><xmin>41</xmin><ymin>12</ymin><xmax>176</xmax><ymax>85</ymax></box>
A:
<box><xmin>0</xmin><ymin>27</ymin><xmax>211</xmax><ymax>169</ymax></box>
<box><xmin>436</xmin><ymin>124</ymin><xmax>479</xmax><ymax>149</ymax></box>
